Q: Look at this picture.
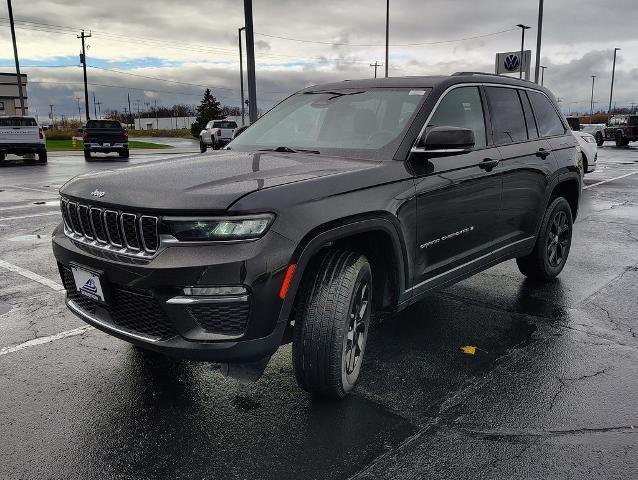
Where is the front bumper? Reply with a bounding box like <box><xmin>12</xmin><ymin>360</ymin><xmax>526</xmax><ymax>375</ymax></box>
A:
<box><xmin>52</xmin><ymin>224</ymin><xmax>296</xmax><ymax>362</ymax></box>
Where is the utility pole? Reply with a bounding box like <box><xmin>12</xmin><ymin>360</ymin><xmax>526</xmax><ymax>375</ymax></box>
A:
<box><xmin>96</xmin><ymin>101</ymin><xmax>102</xmax><ymax>119</ymax></box>
<box><xmin>590</xmin><ymin>75</ymin><xmax>596</xmax><ymax>124</ymax></box>
<box><xmin>369</xmin><ymin>61</ymin><xmax>383</xmax><ymax>78</ymax></box>
<box><xmin>127</xmin><ymin>92</ymin><xmax>133</xmax><ymax>129</ymax></box>
<box><xmin>608</xmin><ymin>47</ymin><xmax>620</xmax><ymax>114</ymax></box>
<box><xmin>238</xmin><ymin>26</ymin><xmax>246</xmax><ymax>126</ymax></box>
<box><xmin>533</xmin><ymin>0</ymin><xmax>544</xmax><ymax>84</ymax></box>
<box><xmin>540</xmin><ymin>65</ymin><xmax>546</xmax><ymax>86</ymax></box>
<box><xmin>154</xmin><ymin>99</ymin><xmax>158</xmax><ymax>129</ymax></box>
<box><xmin>384</xmin><ymin>0</ymin><xmax>389</xmax><ymax>78</ymax></box>
<box><xmin>75</xmin><ymin>97</ymin><xmax>82</xmax><ymax>121</ymax></box>
<box><xmin>93</xmin><ymin>92</ymin><xmax>98</xmax><ymax>119</ymax></box>
<box><xmin>7</xmin><ymin>0</ymin><xmax>25</xmax><ymax>115</ymax></box>
<box><xmin>77</xmin><ymin>30</ymin><xmax>91</xmax><ymax>121</ymax></box>
<box><xmin>631</xmin><ymin>102</ymin><xmax>636</xmax><ymax>114</ymax></box>
<box><xmin>135</xmin><ymin>101</ymin><xmax>141</xmax><ymax>130</ymax></box>
<box><xmin>48</xmin><ymin>104</ymin><xmax>55</xmax><ymax>127</ymax></box>
<box><xmin>516</xmin><ymin>24</ymin><xmax>531</xmax><ymax>80</ymax></box>
<box><xmin>244</xmin><ymin>0</ymin><xmax>258</xmax><ymax>123</ymax></box>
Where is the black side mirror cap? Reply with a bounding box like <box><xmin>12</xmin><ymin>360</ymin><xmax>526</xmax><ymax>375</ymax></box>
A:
<box><xmin>411</xmin><ymin>126</ymin><xmax>475</xmax><ymax>158</ymax></box>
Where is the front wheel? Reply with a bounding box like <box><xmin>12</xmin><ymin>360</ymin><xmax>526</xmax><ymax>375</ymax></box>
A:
<box><xmin>595</xmin><ymin>132</ymin><xmax>604</xmax><ymax>146</ymax></box>
<box><xmin>38</xmin><ymin>150</ymin><xmax>47</xmax><ymax>163</ymax></box>
<box><xmin>293</xmin><ymin>250</ymin><xmax>372</xmax><ymax>398</ymax></box>
<box><xmin>616</xmin><ymin>132</ymin><xmax>624</xmax><ymax>147</ymax></box>
<box><xmin>516</xmin><ymin>197</ymin><xmax>573</xmax><ymax>281</ymax></box>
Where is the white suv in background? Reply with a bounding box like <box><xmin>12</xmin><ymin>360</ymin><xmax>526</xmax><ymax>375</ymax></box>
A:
<box><xmin>0</xmin><ymin>116</ymin><xmax>47</xmax><ymax>163</ymax></box>
<box><xmin>572</xmin><ymin>130</ymin><xmax>597</xmax><ymax>174</ymax></box>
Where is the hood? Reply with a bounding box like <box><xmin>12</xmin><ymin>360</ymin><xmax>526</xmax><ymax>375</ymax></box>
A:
<box><xmin>60</xmin><ymin>150</ymin><xmax>379</xmax><ymax>212</ymax></box>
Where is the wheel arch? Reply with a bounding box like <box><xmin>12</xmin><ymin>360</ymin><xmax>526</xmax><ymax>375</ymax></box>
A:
<box><xmin>277</xmin><ymin>215</ymin><xmax>409</xmax><ymax>326</ymax></box>
<box><xmin>548</xmin><ymin>175</ymin><xmax>580</xmax><ymax>221</ymax></box>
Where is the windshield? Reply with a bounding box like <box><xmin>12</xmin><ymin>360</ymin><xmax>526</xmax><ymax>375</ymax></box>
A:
<box><xmin>228</xmin><ymin>88</ymin><xmax>429</xmax><ymax>159</ymax></box>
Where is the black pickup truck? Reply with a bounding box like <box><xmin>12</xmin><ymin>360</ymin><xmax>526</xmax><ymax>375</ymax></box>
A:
<box><xmin>600</xmin><ymin>114</ymin><xmax>638</xmax><ymax>147</ymax></box>
<box><xmin>82</xmin><ymin>120</ymin><xmax>129</xmax><ymax>160</ymax></box>
<box><xmin>53</xmin><ymin>73</ymin><xmax>581</xmax><ymax>398</ymax></box>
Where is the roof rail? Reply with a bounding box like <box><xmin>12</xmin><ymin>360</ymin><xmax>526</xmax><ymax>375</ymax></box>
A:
<box><xmin>451</xmin><ymin>71</ymin><xmax>503</xmax><ymax>77</ymax></box>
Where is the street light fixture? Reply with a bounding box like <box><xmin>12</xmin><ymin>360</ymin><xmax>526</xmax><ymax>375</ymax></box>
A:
<box><xmin>608</xmin><ymin>47</ymin><xmax>620</xmax><ymax>114</ymax></box>
<box><xmin>516</xmin><ymin>24</ymin><xmax>531</xmax><ymax>80</ymax></box>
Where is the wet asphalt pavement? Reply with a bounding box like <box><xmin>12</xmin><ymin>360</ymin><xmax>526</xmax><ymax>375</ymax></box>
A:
<box><xmin>0</xmin><ymin>142</ymin><xmax>637</xmax><ymax>479</ymax></box>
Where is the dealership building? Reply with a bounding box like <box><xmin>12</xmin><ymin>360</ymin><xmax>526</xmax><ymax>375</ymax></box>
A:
<box><xmin>0</xmin><ymin>72</ymin><xmax>28</xmax><ymax>116</ymax></box>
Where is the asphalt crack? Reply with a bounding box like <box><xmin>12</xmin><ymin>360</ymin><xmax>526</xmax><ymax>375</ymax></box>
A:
<box><xmin>548</xmin><ymin>368</ymin><xmax>608</xmax><ymax>412</ymax></box>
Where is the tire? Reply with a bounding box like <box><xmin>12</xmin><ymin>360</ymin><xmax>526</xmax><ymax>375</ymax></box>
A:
<box><xmin>119</xmin><ymin>149</ymin><xmax>129</xmax><ymax>159</ymax></box>
<box><xmin>595</xmin><ymin>132</ymin><xmax>604</xmax><ymax>146</ymax></box>
<box><xmin>0</xmin><ymin>152</ymin><xmax>5</xmax><ymax>161</ymax></box>
<box><xmin>84</xmin><ymin>150</ymin><xmax>91</xmax><ymax>161</ymax></box>
<box><xmin>212</xmin><ymin>140</ymin><xmax>220</xmax><ymax>150</ymax></box>
<box><xmin>293</xmin><ymin>249</ymin><xmax>372</xmax><ymax>398</ymax></box>
<box><xmin>581</xmin><ymin>153</ymin><xmax>588</xmax><ymax>175</ymax></box>
<box><xmin>199</xmin><ymin>139</ymin><xmax>207</xmax><ymax>153</ymax></box>
<box><xmin>516</xmin><ymin>197</ymin><xmax>573</xmax><ymax>281</ymax></box>
<box><xmin>38</xmin><ymin>150</ymin><xmax>47</xmax><ymax>163</ymax></box>
<box><xmin>615</xmin><ymin>132</ymin><xmax>624</xmax><ymax>147</ymax></box>
<box><xmin>621</xmin><ymin>138</ymin><xmax>630</xmax><ymax>147</ymax></box>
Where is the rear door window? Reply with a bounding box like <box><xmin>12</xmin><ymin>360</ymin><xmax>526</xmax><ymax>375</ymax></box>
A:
<box><xmin>428</xmin><ymin>86</ymin><xmax>487</xmax><ymax>148</ymax></box>
<box><xmin>485</xmin><ymin>87</ymin><xmax>527</xmax><ymax>144</ymax></box>
<box><xmin>520</xmin><ymin>91</ymin><xmax>539</xmax><ymax>139</ymax></box>
<box><xmin>528</xmin><ymin>91</ymin><xmax>566</xmax><ymax>137</ymax></box>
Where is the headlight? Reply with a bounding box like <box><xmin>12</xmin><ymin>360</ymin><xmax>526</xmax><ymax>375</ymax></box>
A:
<box><xmin>164</xmin><ymin>214</ymin><xmax>274</xmax><ymax>241</ymax></box>
<box><xmin>582</xmin><ymin>136</ymin><xmax>596</xmax><ymax>143</ymax></box>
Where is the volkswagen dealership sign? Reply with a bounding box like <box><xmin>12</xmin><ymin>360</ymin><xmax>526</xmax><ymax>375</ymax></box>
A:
<box><xmin>495</xmin><ymin>50</ymin><xmax>531</xmax><ymax>80</ymax></box>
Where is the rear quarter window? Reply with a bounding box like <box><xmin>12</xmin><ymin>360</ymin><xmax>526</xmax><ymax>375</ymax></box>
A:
<box><xmin>528</xmin><ymin>91</ymin><xmax>566</xmax><ymax>137</ymax></box>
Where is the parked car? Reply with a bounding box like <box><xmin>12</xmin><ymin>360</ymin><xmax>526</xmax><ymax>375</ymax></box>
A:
<box><xmin>82</xmin><ymin>119</ymin><xmax>129</xmax><ymax>160</ymax></box>
<box><xmin>0</xmin><ymin>115</ymin><xmax>47</xmax><ymax>163</ymax></box>
<box><xmin>52</xmin><ymin>73</ymin><xmax>581</xmax><ymax>398</ymax></box>
<box><xmin>580</xmin><ymin>123</ymin><xmax>606</xmax><ymax>145</ymax></box>
<box><xmin>571</xmin><ymin>130</ymin><xmax>597</xmax><ymax>174</ymax></box>
<box><xmin>602</xmin><ymin>114</ymin><xmax>638</xmax><ymax>147</ymax></box>
<box><xmin>199</xmin><ymin>120</ymin><xmax>237</xmax><ymax>152</ymax></box>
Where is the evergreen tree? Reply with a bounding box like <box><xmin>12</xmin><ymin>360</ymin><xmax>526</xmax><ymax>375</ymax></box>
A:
<box><xmin>190</xmin><ymin>88</ymin><xmax>223</xmax><ymax>137</ymax></box>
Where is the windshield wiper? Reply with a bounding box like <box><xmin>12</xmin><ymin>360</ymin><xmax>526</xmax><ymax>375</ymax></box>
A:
<box><xmin>258</xmin><ymin>146</ymin><xmax>320</xmax><ymax>154</ymax></box>
<box><xmin>303</xmin><ymin>90</ymin><xmax>365</xmax><ymax>99</ymax></box>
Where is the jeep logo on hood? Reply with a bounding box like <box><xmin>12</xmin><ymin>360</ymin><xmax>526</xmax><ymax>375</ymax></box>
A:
<box><xmin>90</xmin><ymin>189</ymin><xmax>105</xmax><ymax>198</ymax></box>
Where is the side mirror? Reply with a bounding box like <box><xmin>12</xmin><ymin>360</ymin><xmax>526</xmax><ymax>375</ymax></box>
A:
<box><xmin>411</xmin><ymin>126</ymin><xmax>475</xmax><ymax>158</ymax></box>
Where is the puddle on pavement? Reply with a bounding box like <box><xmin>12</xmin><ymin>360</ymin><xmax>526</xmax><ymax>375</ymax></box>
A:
<box><xmin>0</xmin><ymin>302</ymin><xmax>11</xmax><ymax>316</ymax></box>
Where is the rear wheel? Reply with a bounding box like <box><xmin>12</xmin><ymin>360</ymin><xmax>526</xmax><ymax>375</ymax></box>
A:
<box><xmin>516</xmin><ymin>197</ymin><xmax>573</xmax><ymax>281</ymax></box>
<box><xmin>199</xmin><ymin>139</ymin><xmax>207</xmax><ymax>153</ymax></box>
<box><xmin>595</xmin><ymin>132</ymin><xmax>604</xmax><ymax>146</ymax></box>
<box><xmin>84</xmin><ymin>150</ymin><xmax>91</xmax><ymax>161</ymax></box>
<box><xmin>38</xmin><ymin>150</ymin><xmax>47</xmax><ymax>163</ymax></box>
<box><xmin>293</xmin><ymin>249</ymin><xmax>372</xmax><ymax>398</ymax></box>
<box><xmin>0</xmin><ymin>152</ymin><xmax>5</xmax><ymax>161</ymax></box>
<box><xmin>621</xmin><ymin>137</ymin><xmax>630</xmax><ymax>147</ymax></box>
<box><xmin>119</xmin><ymin>149</ymin><xmax>129</xmax><ymax>159</ymax></box>
<box><xmin>615</xmin><ymin>132</ymin><xmax>624</xmax><ymax>147</ymax></box>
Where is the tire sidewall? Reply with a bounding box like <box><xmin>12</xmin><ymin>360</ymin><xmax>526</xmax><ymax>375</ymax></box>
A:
<box><xmin>340</xmin><ymin>261</ymin><xmax>372</xmax><ymax>394</ymax></box>
<box><xmin>540</xmin><ymin>198</ymin><xmax>573</xmax><ymax>278</ymax></box>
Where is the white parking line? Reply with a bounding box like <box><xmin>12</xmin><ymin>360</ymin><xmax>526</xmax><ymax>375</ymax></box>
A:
<box><xmin>0</xmin><ymin>211</ymin><xmax>60</xmax><ymax>221</ymax></box>
<box><xmin>5</xmin><ymin>185</ymin><xmax>54</xmax><ymax>194</ymax></box>
<box><xmin>584</xmin><ymin>170</ymin><xmax>638</xmax><ymax>190</ymax></box>
<box><xmin>0</xmin><ymin>326</ymin><xmax>94</xmax><ymax>356</ymax></box>
<box><xmin>0</xmin><ymin>259</ymin><xmax>64</xmax><ymax>291</ymax></box>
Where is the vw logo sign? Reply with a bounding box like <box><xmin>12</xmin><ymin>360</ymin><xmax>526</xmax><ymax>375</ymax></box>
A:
<box><xmin>504</xmin><ymin>54</ymin><xmax>520</xmax><ymax>71</ymax></box>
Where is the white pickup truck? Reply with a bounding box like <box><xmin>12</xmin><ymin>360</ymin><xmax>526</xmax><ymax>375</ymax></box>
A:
<box><xmin>0</xmin><ymin>116</ymin><xmax>47</xmax><ymax>163</ymax></box>
<box><xmin>199</xmin><ymin>119</ymin><xmax>238</xmax><ymax>152</ymax></box>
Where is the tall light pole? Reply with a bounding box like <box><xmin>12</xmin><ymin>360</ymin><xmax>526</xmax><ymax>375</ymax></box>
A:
<box><xmin>533</xmin><ymin>0</ymin><xmax>544</xmax><ymax>84</ymax></box>
<box><xmin>384</xmin><ymin>0</ymin><xmax>389</xmax><ymax>78</ymax></box>
<box><xmin>7</xmin><ymin>0</ymin><xmax>25</xmax><ymax>115</ymax></box>
<box><xmin>540</xmin><ymin>65</ymin><xmax>546</xmax><ymax>86</ymax></box>
<box><xmin>516</xmin><ymin>24</ymin><xmax>531</xmax><ymax>80</ymax></box>
<box><xmin>590</xmin><ymin>75</ymin><xmax>596</xmax><ymax>124</ymax></box>
<box><xmin>244</xmin><ymin>0</ymin><xmax>257</xmax><ymax>123</ymax></box>
<box><xmin>608</xmin><ymin>47</ymin><xmax>620</xmax><ymax>114</ymax></box>
<box><xmin>238</xmin><ymin>26</ymin><xmax>246</xmax><ymax>126</ymax></box>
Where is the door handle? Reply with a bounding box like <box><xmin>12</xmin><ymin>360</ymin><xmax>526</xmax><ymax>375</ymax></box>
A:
<box><xmin>479</xmin><ymin>158</ymin><xmax>499</xmax><ymax>171</ymax></box>
<box><xmin>536</xmin><ymin>148</ymin><xmax>551</xmax><ymax>159</ymax></box>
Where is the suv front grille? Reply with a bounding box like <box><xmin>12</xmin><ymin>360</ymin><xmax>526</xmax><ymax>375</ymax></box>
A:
<box><xmin>60</xmin><ymin>266</ymin><xmax>177</xmax><ymax>340</ymax></box>
<box><xmin>61</xmin><ymin>198</ymin><xmax>158</xmax><ymax>257</ymax></box>
<box><xmin>187</xmin><ymin>303</ymin><xmax>250</xmax><ymax>336</ymax></box>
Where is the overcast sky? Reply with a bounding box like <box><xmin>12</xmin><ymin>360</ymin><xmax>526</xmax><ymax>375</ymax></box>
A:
<box><xmin>1</xmin><ymin>0</ymin><xmax>636</xmax><ymax>121</ymax></box>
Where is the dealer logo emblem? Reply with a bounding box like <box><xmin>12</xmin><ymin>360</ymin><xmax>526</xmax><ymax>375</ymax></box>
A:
<box><xmin>504</xmin><ymin>54</ymin><xmax>520</xmax><ymax>71</ymax></box>
<box><xmin>91</xmin><ymin>189</ymin><xmax>105</xmax><ymax>198</ymax></box>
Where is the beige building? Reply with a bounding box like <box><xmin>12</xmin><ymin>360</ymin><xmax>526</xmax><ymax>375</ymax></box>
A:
<box><xmin>0</xmin><ymin>73</ymin><xmax>28</xmax><ymax>115</ymax></box>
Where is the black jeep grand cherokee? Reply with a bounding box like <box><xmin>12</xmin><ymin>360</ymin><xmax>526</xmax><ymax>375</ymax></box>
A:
<box><xmin>53</xmin><ymin>73</ymin><xmax>581</xmax><ymax>398</ymax></box>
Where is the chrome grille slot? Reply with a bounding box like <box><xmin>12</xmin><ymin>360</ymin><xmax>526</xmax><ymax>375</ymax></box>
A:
<box><xmin>104</xmin><ymin>210</ymin><xmax>123</xmax><ymax>247</ymax></box>
<box><xmin>90</xmin><ymin>208</ymin><xmax>107</xmax><ymax>243</ymax></box>
<box><xmin>68</xmin><ymin>202</ymin><xmax>82</xmax><ymax>234</ymax></box>
<box><xmin>60</xmin><ymin>196</ymin><xmax>159</xmax><ymax>259</ymax></box>
<box><xmin>78</xmin><ymin>205</ymin><xmax>93</xmax><ymax>239</ymax></box>
<box><xmin>140</xmin><ymin>216</ymin><xmax>159</xmax><ymax>252</ymax></box>
<box><xmin>121</xmin><ymin>213</ymin><xmax>140</xmax><ymax>250</ymax></box>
